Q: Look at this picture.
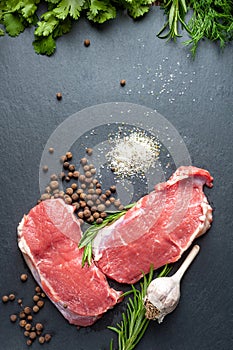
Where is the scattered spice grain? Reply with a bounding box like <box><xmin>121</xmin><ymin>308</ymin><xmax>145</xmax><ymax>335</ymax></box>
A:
<box><xmin>10</xmin><ymin>314</ymin><xmax>17</xmax><ymax>322</ymax></box>
<box><xmin>84</xmin><ymin>39</ymin><xmax>90</xmax><ymax>47</ymax></box>
<box><xmin>20</xmin><ymin>273</ymin><xmax>28</xmax><ymax>282</ymax></box>
<box><xmin>120</xmin><ymin>79</ymin><xmax>126</xmax><ymax>87</ymax></box>
<box><xmin>56</xmin><ymin>92</ymin><xmax>62</xmax><ymax>100</ymax></box>
<box><xmin>2</xmin><ymin>295</ymin><xmax>9</xmax><ymax>303</ymax></box>
<box><xmin>86</xmin><ymin>147</ymin><xmax>93</xmax><ymax>155</ymax></box>
<box><xmin>42</xmin><ymin>165</ymin><xmax>48</xmax><ymax>172</ymax></box>
<box><xmin>9</xmin><ymin>293</ymin><xmax>15</xmax><ymax>301</ymax></box>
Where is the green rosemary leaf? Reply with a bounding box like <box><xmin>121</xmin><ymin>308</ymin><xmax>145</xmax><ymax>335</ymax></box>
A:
<box><xmin>108</xmin><ymin>264</ymin><xmax>172</xmax><ymax>350</ymax></box>
<box><xmin>79</xmin><ymin>203</ymin><xmax>136</xmax><ymax>266</ymax></box>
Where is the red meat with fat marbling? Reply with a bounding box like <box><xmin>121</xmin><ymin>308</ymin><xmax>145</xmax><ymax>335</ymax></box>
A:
<box><xmin>17</xmin><ymin>199</ymin><xmax>122</xmax><ymax>327</ymax></box>
<box><xmin>93</xmin><ymin>166</ymin><xmax>213</xmax><ymax>284</ymax></box>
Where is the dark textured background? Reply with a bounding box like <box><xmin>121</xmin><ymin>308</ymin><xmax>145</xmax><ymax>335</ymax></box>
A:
<box><xmin>0</xmin><ymin>6</ymin><xmax>233</xmax><ymax>350</ymax></box>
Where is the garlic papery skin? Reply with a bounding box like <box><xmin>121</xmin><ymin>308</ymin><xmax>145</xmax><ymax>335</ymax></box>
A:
<box><xmin>144</xmin><ymin>276</ymin><xmax>180</xmax><ymax>323</ymax></box>
<box><xmin>144</xmin><ymin>245</ymin><xmax>200</xmax><ymax>323</ymax></box>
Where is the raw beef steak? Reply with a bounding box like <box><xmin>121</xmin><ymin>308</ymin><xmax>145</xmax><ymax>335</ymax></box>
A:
<box><xmin>18</xmin><ymin>199</ymin><xmax>122</xmax><ymax>326</ymax></box>
<box><xmin>93</xmin><ymin>166</ymin><xmax>213</xmax><ymax>284</ymax></box>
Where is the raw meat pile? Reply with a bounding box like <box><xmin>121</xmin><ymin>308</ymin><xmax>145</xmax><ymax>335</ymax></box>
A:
<box><xmin>18</xmin><ymin>199</ymin><xmax>121</xmax><ymax>326</ymax></box>
<box><xmin>18</xmin><ymin>166</ymin><xmax>213</xmax><ymax>326</ymax></box>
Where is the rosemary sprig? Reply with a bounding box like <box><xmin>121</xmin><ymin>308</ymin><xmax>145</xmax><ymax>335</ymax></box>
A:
<box><xmin>78</xmin><ymin>203</ymin><xmax>136</xmax><ymax>266</ymax></box>
<box><xmin>108</xmin><ymin>264</ymin><xmax>172</xmax><ymax>350</ymax></box>
<box><xmin>157</xmin><ymin>0</ymin><xmax>190</xmax><ymax>40</ymax></box>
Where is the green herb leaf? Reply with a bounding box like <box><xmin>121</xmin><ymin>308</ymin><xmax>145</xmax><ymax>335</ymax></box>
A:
<box><xmin>79</xmin><ymin>203</ymin><xmax>136</xmax><ymax>266</ymax></box>
<box><xmin>108</xmin><ymin>264</ymin><xmax>172</xmax><ymax>350</ymax></box>
<box><xmin>53</xmin><ymin>0</ymin><xmax>85</xmax><ymax>20</ymax></box>
<box><xmin>3</xmin><ymin>13</ymin><xmax>25</xmax><ymax>36</ymax></box>
<box><xmin>33</xmin><ymin>34</ymin><xmax>56</xmax><ymax>55</ymax></box>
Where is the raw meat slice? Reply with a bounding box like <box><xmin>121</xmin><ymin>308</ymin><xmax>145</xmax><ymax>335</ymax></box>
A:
<box><xmin>93</xmin><ymin>166</ymin><xmax>213</xmax><ymax>284</ymax></box>
<box><xmin>18</xmin><ymin>199</ymin><xmax>122</xmax><ymax>327</ymax></box>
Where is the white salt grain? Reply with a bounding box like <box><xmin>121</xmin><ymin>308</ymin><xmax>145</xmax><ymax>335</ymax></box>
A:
<box><xmin>106</xmin><ymin>130</ymin><xmax>160</xmax><ymax>178</ymax></box>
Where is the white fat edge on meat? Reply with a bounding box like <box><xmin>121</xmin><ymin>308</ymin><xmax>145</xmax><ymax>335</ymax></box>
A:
<box><xmin>171</xmin><ymin>194</ymin><xmax>213</xmax><ymax>260</ymax></box>
<box><xmin>156</xmin><ymin>166</ymin><xmax>211</xmax><ymax>190</ymax></box>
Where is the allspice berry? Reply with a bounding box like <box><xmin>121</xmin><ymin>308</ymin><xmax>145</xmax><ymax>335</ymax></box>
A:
<box><xmin>84</xmin><ymin>39</ymin><xmax>90</xmax><ymax>47</ymax></box>
<box><xmin>56</xmin><ymin>92</ymin><xmax>62</xmax><ymax>100</ymax></box>
<box><xmin>120</xmin><ymin>79</ymin><xmax>126</xmax><ymax>87</ymax></box>
<box><xmin>20</xmin><ymin>273</ymin><xmax>28</xmax><ymax>282</ymax></box>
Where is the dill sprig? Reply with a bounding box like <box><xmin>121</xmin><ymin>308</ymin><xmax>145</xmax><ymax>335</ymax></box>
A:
<box><xmin>184</xmin><ymin>0</ymin><xmax>233</xmax><ymax>56</ymax></box>
<box><xmin>108</xmin><ymin>264</ymin><xmax>172</xmax><ymax>350</ymax></box>
<box><xmin>78</xmin><ymin>203</ymin><xmax>136</xmax><ymax>266</ymax></box>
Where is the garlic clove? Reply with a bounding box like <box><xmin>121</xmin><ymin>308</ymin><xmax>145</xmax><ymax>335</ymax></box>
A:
<box><xmin>144</xmin><ymin>245</ymin><xmax>200</xmax><ymax>323</ymax></box>
<box><xmin>144</xmin><ymin>276</ymin><xmax>180</xmax><ymax>323</ymax></box>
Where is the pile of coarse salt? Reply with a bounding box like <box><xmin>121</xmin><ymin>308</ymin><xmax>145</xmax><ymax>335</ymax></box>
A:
<box><xmin>106</xmin><ymin>130</ymin><xmax>160</xmax><ymax>178</ymax></box>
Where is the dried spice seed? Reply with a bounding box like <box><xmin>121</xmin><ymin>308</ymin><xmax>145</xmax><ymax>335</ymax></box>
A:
<box><xmin>71</xmin><ymin>183</ymin><xmax>78</xmax><ymax>190</ymax></box>
<box><xmin>50</xmin><ymin>174</ymin><xmax>58</xmax><ymax>181</ymax></box>
<box><xmin>96</xmin><ymin>218</ymin><xmax>103</xmax><ymax>224</ymax></box>
<box><xmin>60</xmin><ymin>155</ymin><xmax>67</xmax><ymax>163</ymax></box>
<box><xmin>65</xmin><ymin>176</ymin><xmax>70</xmax><ymax>182</ymax></box>
<box><xmin>73</xmin><ymin>171</ymin><xmax>80</xmax><ymax>178</ymax></box>
<box><xmin>66</xmin><ymin>152</ymin><xmax>73</xmax><ymax>160</ymax></box>
<box><xmin>66</xmin><ymin>188</ymin><xmax>74</xmax><ymax>196</ymax></box>
<box><xmin>35</xmin><ymin>323</ymin><xmax>43</xmax><ymax>331</ymax></box>
<box><xmin>68</xmin><ymin>164</ymin><xmax>75</xmax><ymax>172</ymax></box>
<box><xmin>18</xmin><ymin>298</ymin><xmax>23</xmax><ymax>305</ymax></box>
<box><xmin>2</xmin><ymin>295</ymin><xmax>9</xmax><ymax>303</ymax></box>
<box><xmin>9</xmin><ymin>293</ymin><xmax>15</xmax><ymax>301</ymax></box>
<box><xmin>44</xmin><ymin>334</ymin><xmax>52</xmax><ymax>342</ymax></box>
<box><xmin>20</xmin><ymin>274</ymin><xmax>28</xmax><ymax>282</ymax></box>
<box><xmin>33</xmin><ymin>305</ymin><xmax>39</xmax><ymax>313</ymax></box>
<box><xmin>29</xmin><ymin>331</ymin><xmax>37</xmax><ymax>340</ymax></box>
<box><xmin>84</xmin><ymin>39</ymin><xmax>90</xmax><ymax>47</ymax></box>
<box><xmin>39</xmin><ymin>336</ymin><xmax>45</xmax><ymax>344</ymax></box>
<box><xmin>25</xmin><ymin>323</ymin><xmax>32</xmax><ymax>331</ymax></box>
<box><xmin>80</xmin><ymin>157</ymin><xmax>87</xmax><ymax>165</ymax></box>
<box><xmin>63</xmin><ymin>162</ymin><xmax>70</xmax><ymax>169</ymax></box>
<box><xmin>42</xmin><ymin>165</ymin><xmax>48</xmax><ymax>172</ymax></box>
<box><xmin>65</xmin><ymin>197</ymin><xmax>72</xmax><ymax>205</ymax></box>
<box><xmin>120</xmin><ymin>79</ymin><xmax>126</xmax><ymax>87</ymax></box>
<box><xmin>110</xmin><ymin>185</ymin><xmax>116</xmax><ymax>193</ymax></box>
<box><xmin>27</xmin><ymin>315</ymin><xmax>33</xmax><ymax>321</ymax></box>
<box><xmin>10</xmin><ymin>314</ymin><xmax>17</xmax><ymax>322</ymax></box>
<box><xmin>68</xmin><ymin>172</ymin><xmax>73</xmax><ymax>178</ymax></box>
<box><xmin>24</xmin><ymin>306</ymin><xmax>32</xmax><ymax>315</ymax></box>
<box><xmin>19</xmin><ymin>311</ymin><xmax>26</xmax><ymax>319</ymax></box>
<box><xmin>26</xmin><ymin>339</ymin><xmax>32</xmax><ymax>346</ymax></box>
<box><xmin>19</xmin><ymin>319</ymin><xmax>27</xmax><ymax>327</ymax></box>
<box><xmin>37</xmin><ymin>300</ymin><xmax>44</xmax><ymax>308</ymax></box>
<box><xmin>71</xmin><ymin>193</ymin><xmax>79</xmax><ymax>201</ymax></box>
<box><xmin>35</xmin><ymin>286</ymin><xmax>41</xmax><ymax>293</ymax></box>
<box><xmin>24</xmin><ymin>330</ymin><xmax>30</xmax><ymax>337</ymax></box>
<box><xmin>56</xmin><ymin>92</ymin><xmax>62</xmax><ymax>100</ymax></box>
<box><xmin>33</xmin><ymin>295</ymin><xmax>40</xmax><ymax>302</ymax></box>
<box><xmin>50</xmin><ymin>181</ymin><xmax>59</xmax><ymax>190</ymax></box>
<box><xmin>86</xmin><ymin>147</ymin><xmax>93</xmax><ymax>155</ymax></box>
<box><xmin>48</xmin><ymin>147</ymin><xmax>54</xmax><ymax>154</ymax></box>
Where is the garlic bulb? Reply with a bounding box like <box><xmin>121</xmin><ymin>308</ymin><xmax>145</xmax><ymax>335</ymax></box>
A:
<box><xmin>144</xmin><ymin>245</ymin><xmax>200</xmax><ymax>323</ymax></box>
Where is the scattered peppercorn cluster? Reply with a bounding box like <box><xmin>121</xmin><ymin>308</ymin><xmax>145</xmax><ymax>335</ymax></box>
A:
<box><xmin>41</xmin><ymin>148</ymin><xmax>124</xmax><ymax>226</ymax></box>
<box><xmin>1</xmin><ymin>274</ymin><xmax>52</xmax><ymax>346</ymax></box>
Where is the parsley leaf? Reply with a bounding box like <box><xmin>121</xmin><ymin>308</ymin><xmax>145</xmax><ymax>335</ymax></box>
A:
<box><xmin>87</xmin><ymin>0</ymin><xmax>116</xmax><ymax>23</ymax></box>
<box><xmin>53</xmin><ymin>0</ymin><xmax>86</xmax><ymax>20</ymax></box>
<box><xmin>34</xmin><ymin>12</ymin><xmax>59</xmax><ymax>36</ymax></box>
<box><xmin>33</xmin><ymin>33</ymin><xmax>56</xmax><ymax>55</ymax></box>
<box><xmin>3</xmin><ymin>13</ymin><xmax>25</xmax><ymax>36</ymax></box>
